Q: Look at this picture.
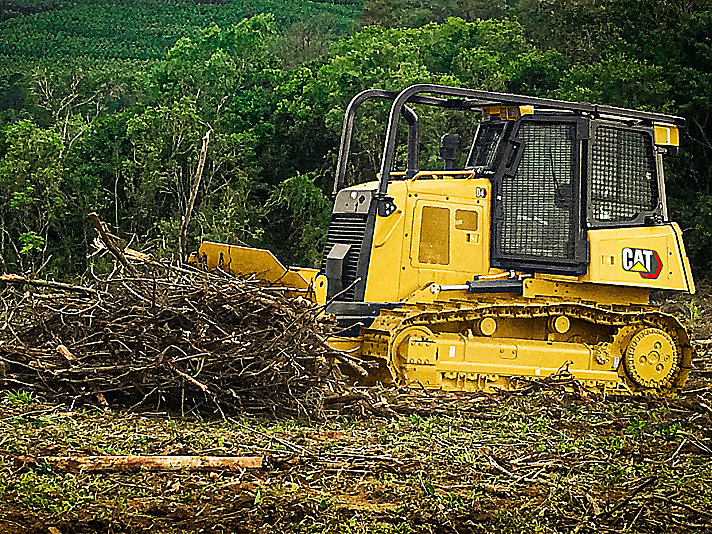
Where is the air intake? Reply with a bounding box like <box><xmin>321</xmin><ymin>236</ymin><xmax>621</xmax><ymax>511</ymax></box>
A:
<box><xmin>321</xmin><ymin>212</ymin><xmax>368</xmax><ymax>301</ymax></box>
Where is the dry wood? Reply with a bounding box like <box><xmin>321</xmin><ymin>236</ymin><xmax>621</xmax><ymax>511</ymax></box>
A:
<box><xmin>319</xmin><ymin>340</ymin><xmax>368</xmax><ymax>378</ymax></box>
<box><xmin>0</xmin><ymin>217</ymin><xmax>350</xmax><ymax>418</ymax></box>
<box><xmin>0</xmin><ymin>273</ymin><xmax>98</xmax><ymax>294</ymax></box>
<box><xmin>653</xmin><ymin>493</ymin><xmax>712</xmax><ymax>520</ymax></box>
<box><xmin>179</xmin><ymin>128</ymin><xmax>211</xmax><ymax>263</ymax></box>
<box><xmin>57</xmin><ymin>345</ymin><xmax>74</xmax><ymax>362</ymax></box>
<box><xmin>597</xmin><ymin>475</ymin><xmax>658</xmax><ymax>519</ymax></box>
<box><xmin>88</xmin><ymin>212</ymin><xmax>135</xmax><ymax>274</ymax></box>
<box><xmin>26</xmin><ymin>455</ymin><xmax>262</xmax><ymax>472</ymax></box>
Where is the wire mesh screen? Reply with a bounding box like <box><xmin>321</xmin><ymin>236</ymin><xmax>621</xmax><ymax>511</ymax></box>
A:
<box><xmin>500</xmin><ymin>123</ymin><xmax>576</xmax><ymax>259</ymax></box>
<box><xmin>590</xmin><ymin>127</ymin><xmax>658</xmax><ymax>222</ymax></box>
<box><xmin>468</xmin><ymin>122</ymin><xmax>505</xmax><ymax>168</ymax></box>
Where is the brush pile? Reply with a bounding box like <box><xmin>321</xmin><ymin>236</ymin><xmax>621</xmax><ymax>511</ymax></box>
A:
<box><xmin>0</xmin><ymin>222</ymin><xmax>348</xmax><ymax>418</ymax></box>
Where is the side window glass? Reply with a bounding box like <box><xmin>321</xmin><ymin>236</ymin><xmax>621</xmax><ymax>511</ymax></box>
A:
<box><xmin>590</xmin><ymin>127</ymin><xmax>657</xmax><ymax>222</ymax></box>
<box><xmin>467</xmin><ymin>122</ymin><xmax>506</xmax><ymax>168</ymax></box>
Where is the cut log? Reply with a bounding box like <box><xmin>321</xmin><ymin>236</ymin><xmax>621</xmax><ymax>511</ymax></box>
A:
<box><xmin>57</xmin><ymin>345</ymin><xmax>74</xmax><ymax>362</ymax></box>
<box><xmin>25</xmin><ymin>455</ymin><xmax>263</xmax><ymax>472</ymax></box>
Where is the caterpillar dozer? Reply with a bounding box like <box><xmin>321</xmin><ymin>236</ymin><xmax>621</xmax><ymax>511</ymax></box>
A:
<box><xmin>192</xmin><ymin>84</ymin><xmax>696</xmax><ymax>397</ymax></box>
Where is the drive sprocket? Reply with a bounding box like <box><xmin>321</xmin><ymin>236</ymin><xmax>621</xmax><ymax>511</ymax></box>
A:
<box><xmin>623</xmin><ymin>327</ymin><xmax>679</xmax><ymax>389</ymax></box>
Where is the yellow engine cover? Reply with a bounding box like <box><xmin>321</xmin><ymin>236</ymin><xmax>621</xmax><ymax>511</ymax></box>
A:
<box><xmin>584</xmin><ymin>223</ymin><xmax>694</xmax><ymax>293</ymax></box>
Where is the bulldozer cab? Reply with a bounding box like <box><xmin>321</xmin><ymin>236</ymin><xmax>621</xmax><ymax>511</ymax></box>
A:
<box><xmin>323</xmin><ymin>84</ymin><xmax>690</xmax><ymax>310</ymax></box>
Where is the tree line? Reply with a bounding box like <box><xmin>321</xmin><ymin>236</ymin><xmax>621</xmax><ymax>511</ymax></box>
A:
<box><xmin>0</xmin><ymin>0</ymin><xmax>710</xmax><ymax>278</ymax></box>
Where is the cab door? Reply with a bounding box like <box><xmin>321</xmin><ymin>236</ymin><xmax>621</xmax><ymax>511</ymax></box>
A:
<box><xmin>410</xmin><ymin>198</ymin><xmax>488</xmax><ymax>278</ymax></box>
<box><xmin>491</xmin><ymin>117</ymin><xmax>588</xmax><ymax>275</ymax></box>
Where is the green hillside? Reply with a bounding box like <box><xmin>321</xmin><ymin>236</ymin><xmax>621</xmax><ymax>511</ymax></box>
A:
<box><xmin>0</xmin><ymin>0</ymin><xmax>361</xmax><ymax>60</ymax></box>
<box><xmin>0</xmin><ymin>1</ymin><xmax>711</xmax><ymax>280</ymax></box>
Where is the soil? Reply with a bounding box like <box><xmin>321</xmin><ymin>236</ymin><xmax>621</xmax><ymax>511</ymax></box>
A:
<box><xmin>1</xmin><ymin>288</ymin><xmax>711</xmax><ymax>534</ymax></box>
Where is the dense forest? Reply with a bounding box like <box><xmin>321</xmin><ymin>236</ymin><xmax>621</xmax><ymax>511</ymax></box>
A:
<box><xmin>0</xmin><ymin>0</ymin><xmax>710</xmax><ymax>278</ymax></box>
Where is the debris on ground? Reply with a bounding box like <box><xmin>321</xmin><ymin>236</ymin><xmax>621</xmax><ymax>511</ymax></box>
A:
<box><xmin>1</xmin><ymin>384</ymin><xmax>711</xmax><ymax>534</ymax></box>
<box><xmin>14</xmin><ymin>455</ymin><xmax>263</xmax><ymax>472</ymax></box>
<box><xmin>0</xmin><ymin>222</ymin><xmax>349</xmax><ymax>418</ymax></box>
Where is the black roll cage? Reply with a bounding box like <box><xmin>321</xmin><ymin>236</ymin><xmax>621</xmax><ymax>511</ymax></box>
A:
<box><xmin>333</xmin><ymin>89</ymin><xmax>420</xmax><ymax>196</ymax></box>
<box><xmin>333</xmin><ymin>83</ymin><xmax>685</xmax><ymax>199</ymax></box>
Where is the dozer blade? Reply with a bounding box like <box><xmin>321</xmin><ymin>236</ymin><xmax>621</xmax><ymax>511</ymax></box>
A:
<box><xmin>190</xmin><ymin>241</ymin><xmax>326</xmax><ymax>303</ymax></box>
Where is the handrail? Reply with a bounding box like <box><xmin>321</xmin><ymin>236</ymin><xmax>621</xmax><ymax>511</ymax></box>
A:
<box><xmin>378</xmin><ymin>170</ymin><xmax>476</xmax><ymax>181</ymax></box>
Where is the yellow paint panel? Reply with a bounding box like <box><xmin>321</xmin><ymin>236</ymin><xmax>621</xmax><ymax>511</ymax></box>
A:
<box><xmin>195</xmin><ymin>242</ymin><xmax>316</xmax><ymax>290</ymax></box>
<box><xmin>363</xmin><ymin>177</ymin><xmax>497</xmax><ymax>303</ymax></box>
<box><xmin>373</xmin><ymin>208</ymin><xmax>404</xmax><ymax>248</ymax></box>
<box><xmin>524</xmin><ymin>277</ymin><xmax>650</xmax><ymax>305</ymax></box>
<box><xmin>583</xmin><ymin>224</ymin><xmax>694</xmax><ymax>293</ymax></box>
<box><xmin>363</xmin><ymin>182</ymin><xmax>409</xmax><ymax>303</ymax></box>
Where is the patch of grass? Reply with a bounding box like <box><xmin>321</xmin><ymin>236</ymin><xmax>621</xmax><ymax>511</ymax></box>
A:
<box><xmin>689</xmin><ymin>300</ymin><xmax>703</xmax><ymax>327</ymax></box>
<box><xmin>4</xmin><ymin>390</ymin><xmax>35</xmax><ymax>406</ymax></box>
<box><xmin>0</xmin><ymin>387</ymin><xmax>710</xmax><ymax>533</ymax></box>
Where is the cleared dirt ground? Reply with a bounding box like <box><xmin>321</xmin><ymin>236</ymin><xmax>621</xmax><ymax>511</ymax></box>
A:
<box><xmin>1</xmin><ymin>288</ymin><xmax>711</xmax><ymax>534</ymax></box>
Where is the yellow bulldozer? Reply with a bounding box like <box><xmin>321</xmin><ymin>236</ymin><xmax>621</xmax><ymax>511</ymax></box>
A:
<box><xmin>191</xmin><ymin>84</ymin><xmax>695</xmax><ymax>397</ymax></box>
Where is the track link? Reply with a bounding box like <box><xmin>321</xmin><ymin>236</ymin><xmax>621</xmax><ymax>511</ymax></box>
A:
<box><xmin>360</xmin><ymin>301</ymin><xmax>693</xmax><ymax>396</ymax></box>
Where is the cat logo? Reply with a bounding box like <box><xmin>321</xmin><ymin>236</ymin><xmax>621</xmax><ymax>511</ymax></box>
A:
<box><xmin>622</xmin><ymin>248</ymin><xmax>662</xmax><ymax>279</ymax></box>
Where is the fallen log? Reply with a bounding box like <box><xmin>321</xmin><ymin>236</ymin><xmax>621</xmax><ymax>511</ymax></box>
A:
<box><xmin>21</xmin><ymin>455</ymin><xmax>263</xmax><ymax>472</ymax></box>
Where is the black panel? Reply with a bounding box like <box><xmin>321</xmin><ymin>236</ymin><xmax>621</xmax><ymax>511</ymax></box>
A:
<box><xmin>466</xmin><ymin>279</ymin><xmax>523</xmax><ymax>294</ymax></box>
<box><xmin>325</xmin><ymin>301</ymin><xmax>402</xmax><ymax>330</ymax></box>
<box><xmin>589</xmin><ymin>125</ymin><xmax>659</xmax><ymax>224</ymax></box>
<box><xmin>321</xmin><ymin>212</ymin><xmax>368</xmax><ymax>301</ymax></box>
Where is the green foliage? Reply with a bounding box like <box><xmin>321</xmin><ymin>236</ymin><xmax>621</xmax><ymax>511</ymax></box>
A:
<box><xmin>149</xmin><ymin>15</ymin><xmax>278</xmax><ymax>111</ymax></box>
<box><xmin>625</xmin><ymin>412</ymin><xmax>682</xmax><ymax>442</ymax></box>
<box><xmin>15</xmin><ymin>470</ymin><xmax>107</xmax><ymax>513</ymax></box>
<box><xmin>657</xmin><ymin>421</ymin><xmax>681</xmax><ymax>442</ymax></box>
<box><xmin>264</xmin><ymin>173</ymin><xmax>331</xmax><ymax>267</ymax></box>
<box><xmin>557</xmin><ymin>53</ymin><xmax>672</xmax><ymax>110</ymax></box>
<box><xmin>689</xmin><ymin>300</ymin><xmax>703</xmax><ymax>328</ymax></box>
<box><xmin>625</xmin><ymin>417</ymin><xmax>648</xmax><ymax>441</ymax></box>
<box><xmin>279</xmin><ymin>18</ymin><xmax>563</xmax><ymax>186</ymax></box>
<box><xmin>4</xmin><ymin>390</ymin><xmax>35</xmax><ymax>406</ymax></box>
<box><xmin>361</xmin><ymin>0</ymin><xmax>511</xmax><ymax>29</ymax></box>
<box><xmin>18</xmin><ymin>230</ymin><xmax>44</xmax><ymax>253</ymax></box>
<box><xmin>0</xmin><ymin>0</ymin><xmax>361</xmax><ymax>61</ymax></box>
<box><xmin>0</xmin><ymin>1</ymin><xmax>711</xmax><ymax>277</ymax></box>
<box><xmin>196</xmin><ymin>169</ymin><xmax>267</xmax><ymax>247</ymax></box>
<box><xmin>0</xmin><ymin>119</ymin><xmax>76</xmax><ymax>273</ymax></box>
